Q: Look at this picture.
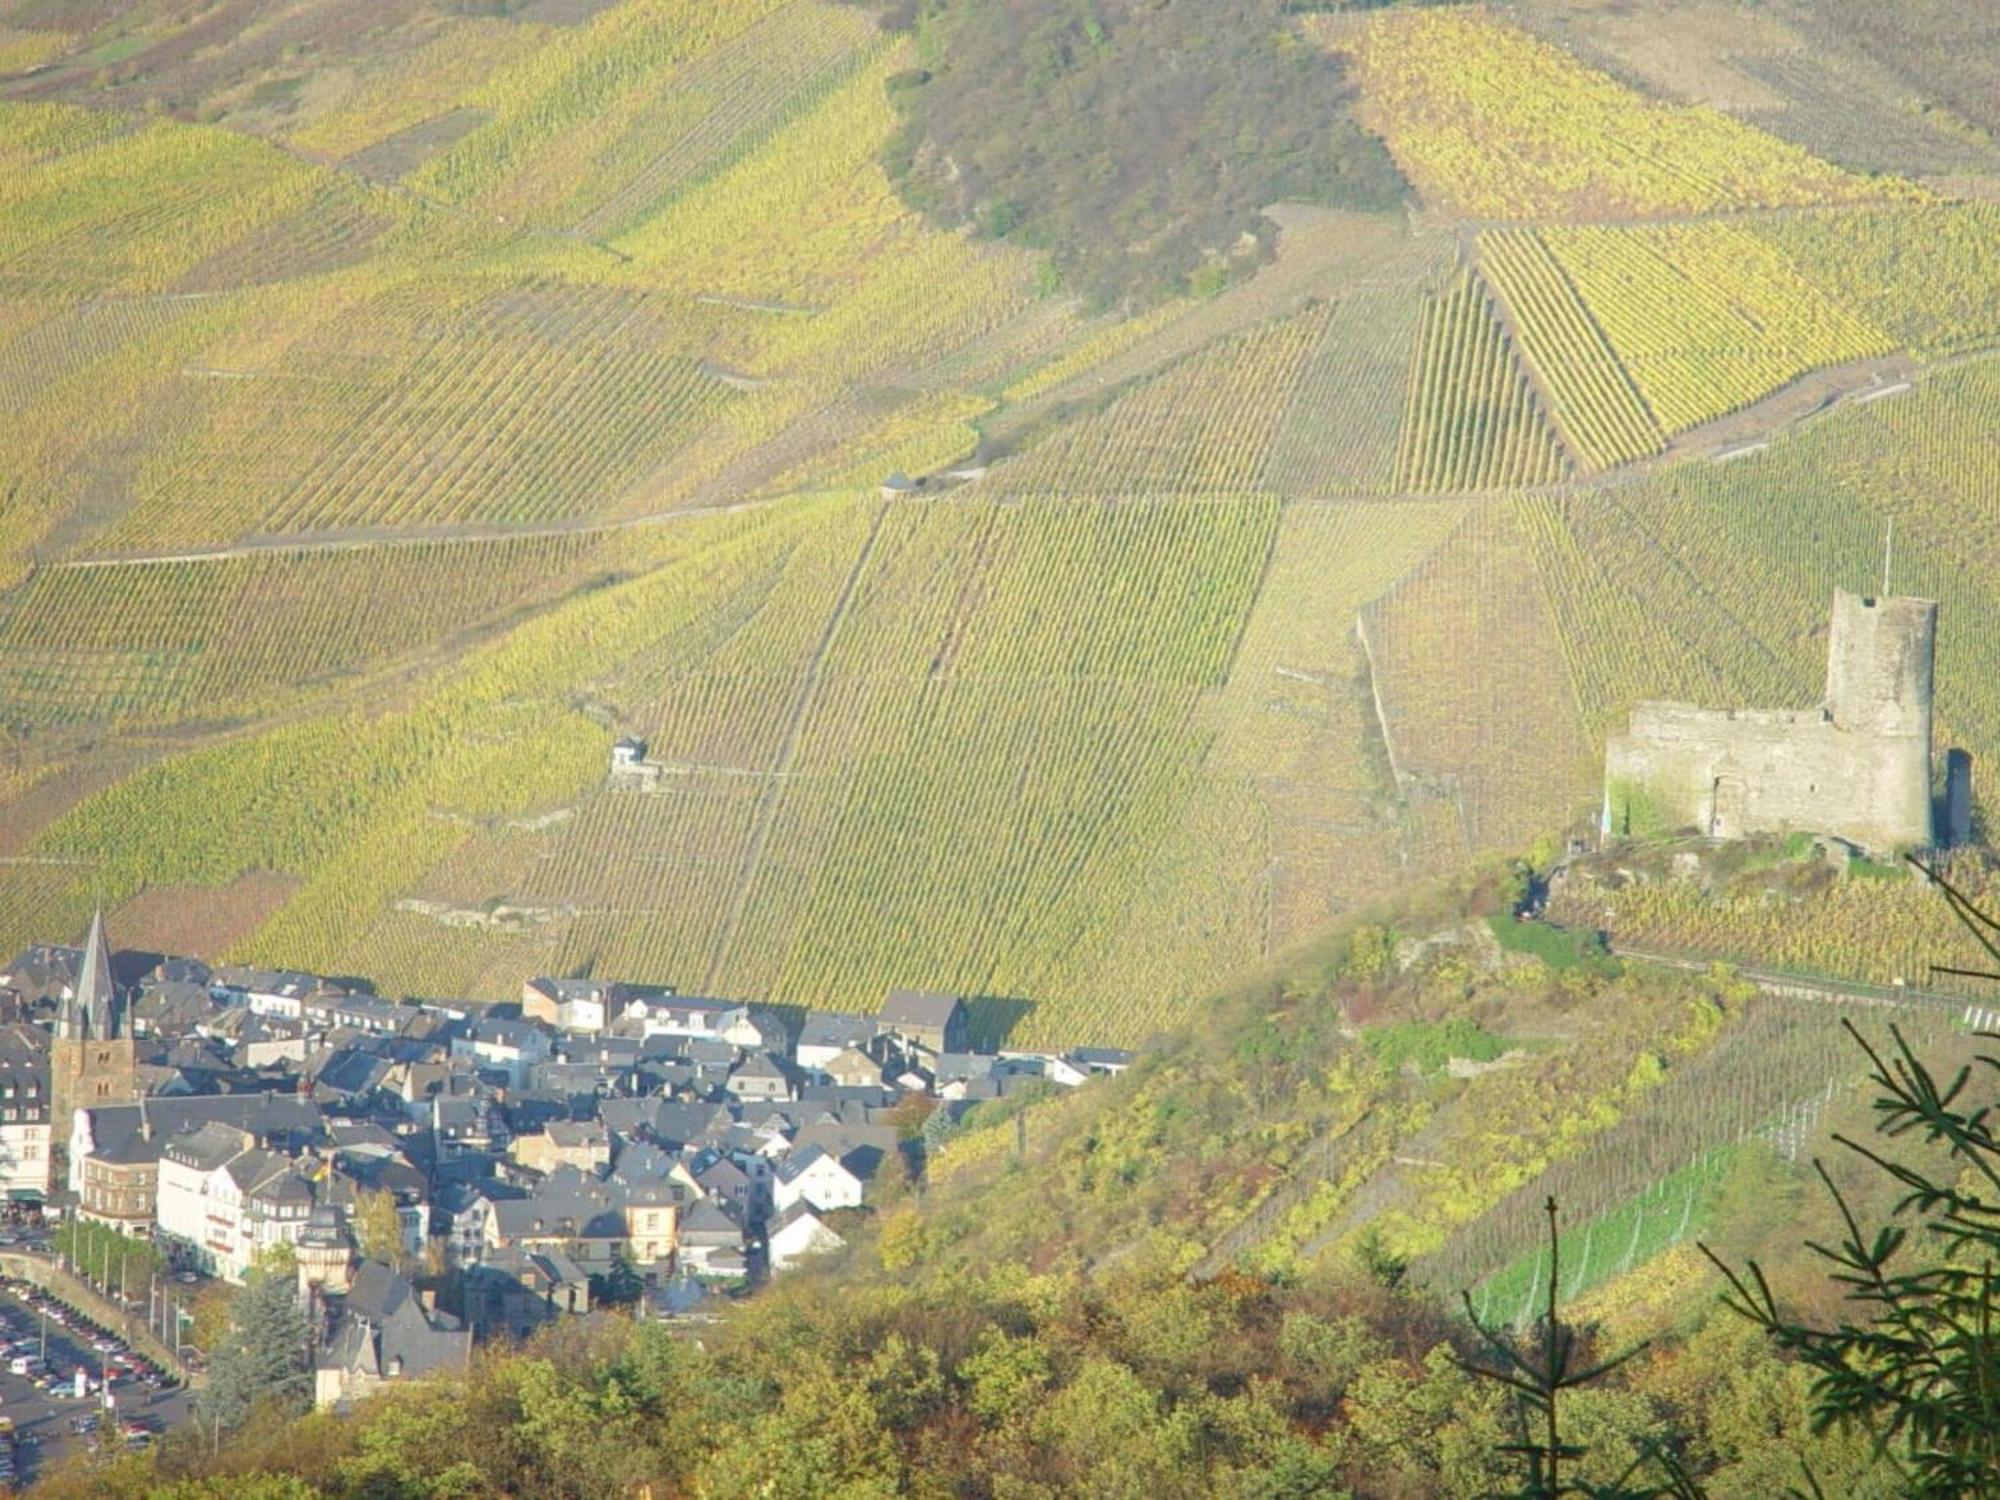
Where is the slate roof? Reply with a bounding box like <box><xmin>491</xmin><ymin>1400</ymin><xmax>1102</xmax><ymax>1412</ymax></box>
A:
<box><xmin>1067</xmin><ymin>1047</ymin><xmax>1137</xmax><ymax>1070</ymax></box>
<box><xmin>600</xmin><ymin>1098</ymin><xmax>728</xmax><ymax>1149</ymax></box>
<box><xmin>162</xmin><ymin>1121</ymin><xmax>253</xmax><ymax>1174</ymax></box>
<box><xmin>678</xmin><ymin>1197</ymin><xmax>743</xmax><ymax>1246</ymax></box>
<box><xmin>311</xmin><ymin>1049</ymin><xmax>392</xmax><ymax>1099</ymax></box>
<box><xmin>84</xmin><ymin>1093</ymin><xmax>325</xmax><ymax>1164</ymax></box>
<box><xmin>59</xmin><ymin>908</ymin><xmax>120</xmax><ymax>1042</ymax></box>
<box><xmin>465</xmin><ymin>1017</ymin><xmax>548</xmax><ymax>1051</ymax></box>
<box><xmin>606</xmin><ymin>1140</ymin><xmax>676</xmax><ymax>1185</ymax></box>
<box><xmin>793</xmin><ymin>1121</ymin><xmax>897</xmax><ymax>1181</ymax></box>
<box><xmin>775</xmin><ymin>1144</ymin><xmax>856</xmax><ymax>1188</ymax></box>
<box><xmin>769</xmin><ymin>1200</ymin><xmax>838</xmax><ymax>1239</ymax></box>
<box><xmin>878</xmin><ymin>988</ymin><xmax>962</xmax><ymax>1030</ymax></box>
<box><xmin>798</xmin><ymin>1011</ymin><xmax>879</xmax><ymax>1052</ymax></box>
<box><xmin>326</xmin><ymin>1262</ymin><xmax>470</xmax><ymax>1384</ymax></box>
<box><xmin>490</xmin><ymin>1195</ymin><xmax>627</xmax><ymax>1242</ymax></box>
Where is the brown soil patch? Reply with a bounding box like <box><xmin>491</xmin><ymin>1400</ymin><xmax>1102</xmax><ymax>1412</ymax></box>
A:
<box><xmin>112</xmin><ymin>871</ymin><xmax>301</xmax><ymax>961</ymax></box>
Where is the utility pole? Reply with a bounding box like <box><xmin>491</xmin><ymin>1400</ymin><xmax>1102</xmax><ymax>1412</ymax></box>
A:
<box><xmin>1883</xmin><ymin>519</ymin><xmax>1894</xmax><ymax>597</ymax></box>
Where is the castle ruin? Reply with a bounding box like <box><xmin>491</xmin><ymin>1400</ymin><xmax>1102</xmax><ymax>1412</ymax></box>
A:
<box><xmin>1603</xmin><ymin>590</ymin><xmax>1942</xmax><ymax>855</ymax></box>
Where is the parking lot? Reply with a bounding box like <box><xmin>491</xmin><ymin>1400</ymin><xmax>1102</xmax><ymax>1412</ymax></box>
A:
<box><xmin>0</xmin><ymin>1276</ymin><xmax>192</xmax><ymax>1488</ymax></box>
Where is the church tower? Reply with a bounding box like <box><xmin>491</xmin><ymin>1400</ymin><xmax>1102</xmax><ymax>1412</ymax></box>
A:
<box><xmin>50</xmin><ymin>907</ymin><xmax>139</xmax><ymax>1146</ymax></box>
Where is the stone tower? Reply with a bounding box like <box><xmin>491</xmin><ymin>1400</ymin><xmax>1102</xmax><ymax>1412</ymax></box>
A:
<box><xmin>1824</xmin><ymin>590</ymin><xmax>1936</xmax><ymax>848</ymax></box>
<box><xmin>50</xmin><ymin>907</ymin><xmax>139</xmax><ymax>1143</ymax></box>
<box><xmin>1603</xmin><ymin>590</ymin><xmax>1939</xmax><ymax>854</ymax></box>
<box><xmin>297</xmin><ymin>1203</ymin><xmax>357</xmax><ymax>1300</ymax></box>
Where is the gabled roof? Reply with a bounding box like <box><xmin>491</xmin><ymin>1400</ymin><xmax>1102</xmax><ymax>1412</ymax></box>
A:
<box><xmin>465</xmin><ymin>1017</ymin><xmax>549</xmax><ymax>1050</ymax></box>
<box><xmin>693</xmin><ymin>1153</ymin><xmax>749</xmax><ymax>1189</ymax></box>
<box><xmin>776</xmin><ymin>1144</ymin><xmax>861</xmax><ymax>1187</ymax></box>
<box><xmin>247</xmin><ymin>1162</ymin><xmax>316</xmax><ymax>1206</ymax></box>
<box><xmin>163</xmin><ymin>1121</ymin><xmax>252</xmax><ymax>1173</ymax></box>
<box><xmin>607</xmin><ymin>1140</ymin><xmax>675</xmax><ymax>1184</ymax></box>
<box><xmin>798</xmin><ymin>1010</ymin><xmax>878</xmax><ymax>1050</ymax></box>
<box><xmin>878</xmin><ymin>987</ymin><xmax>962</xmax><ymax>1030</ymax></box>
<box><xmin>769</xmin><ymin>1199</ymin><xmax>838</xmax><ymax>1239</ymax></box>
<box><xmin>345</xmin><ymin>1260</ymin><xmax>417</xmax><ymax>1322</ymax></box>
<box><xmin>794</xmin><ymin>1120</ymin><xmax>897</xmax><ymax>1179</ymax></box>
<box><xmin>933</xmin><ymin>1052</ymin><xmax>994</xmax><ymax>1081</ymax></box>
<box><xmin>331</xmin><ymin>1262</ymin><xmax>469</xmax><ymax>1382</ymax></box>
<box><xmin>490</xmin><ymin>1195</ymin><xmax>627</xmax><ymax>1241</ymax></box>
<box><xmin>86</xmin><ymin>1093</ymin><xmax>325</xmax><ymax>1163</ymax></box>
<box><xmin>312</xmin><ymin>1049</ymin><xmax>392</xmax><ymax>1098</ymax></box>
<box><xmin>678</xmin><ymin>1197</ymin><xmax>742</xmax><ymax>1244</ymax></box>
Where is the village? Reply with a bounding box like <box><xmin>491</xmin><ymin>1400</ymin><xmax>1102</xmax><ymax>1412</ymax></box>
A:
<box><xmin>0</xmin><ymin>911</ymin><xmax>1132</xmax><ymax>1415</ymax></box>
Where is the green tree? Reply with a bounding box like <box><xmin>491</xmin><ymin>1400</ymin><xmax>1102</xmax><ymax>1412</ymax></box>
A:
<box><xmin>353</xmin><ymin>1188</ymin><xmax>408</xmax><ymax>1270</ymax></box>
<box><xmin>1705</xmin><ymin>1020</ymin><xmax>2000</xmax><ymax>1499</ymax></box>
<box><xmin>1454</xmin><ymin>1199</ymin><xmax>1693</xmax><ymax>1499</ymax></box>
<box><xmin>55</xmin><ymin>1219</ymin><xmax>164</xmax><ymax>1296</ymax></box>
<box><xmin>881</xmin><ymin>0</ymin><xmax>1405</xmax><ymax>308</ymax></box>
<box><xmin>588</xmin><ymin>1245</ymin><xmax>644</xmax><ymax>1308</ymax></box>
<box><xmin>199</xmin><ymin>1259</ymin><xmax>312</xmax><ymax>1431</ymax></box>
<box><xmin>187</xmin><ymin>1279</ymin><xmax>237</xmax><ymax>1358</ymax></box>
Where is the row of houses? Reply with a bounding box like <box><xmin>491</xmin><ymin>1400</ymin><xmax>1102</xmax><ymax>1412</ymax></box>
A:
<box><xmin>0</xmin><ymin>916</ymin><xmax>1133</xmax><ymax>1407</ymax></box>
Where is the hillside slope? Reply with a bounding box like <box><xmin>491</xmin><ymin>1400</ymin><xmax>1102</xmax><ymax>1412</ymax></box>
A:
<box><xmin>38</xmin><ymin>872</ymin><xmax>1982</xmax><ymax>1498</ymax></box>
<box><xmin>0</xmin><ymin>1</ymin><xmax>1997</xmax><ymax>1045</ymax></box>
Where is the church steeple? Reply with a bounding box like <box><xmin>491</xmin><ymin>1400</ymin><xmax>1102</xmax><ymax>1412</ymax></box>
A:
<box><xmin>70</xmin><ymin>906</ymin><xmax>117</xmax><ymax>1042</ymax></box>
<box><xmin>49</xmin><ymin>903</ymin><xmax>138</xmax><ymax>1146</ymax></box>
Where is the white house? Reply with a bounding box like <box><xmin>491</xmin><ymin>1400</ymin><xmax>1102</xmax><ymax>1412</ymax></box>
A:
<box><xmin>795</xmin><ymin>1011</ymin><xmax>879</xmax><ymax>1073</ymax></box>
<box><xmin>212</xmin><ymin>969</ymin><xmax>329</xmax><ymax>1022</ymax></box>
<box><xmin>450</xmin><ymin>1018</ymin><xmax>553</xmax><ymax>1089</ymax></box>
<box><xmin>0</xmin><ymin>1026</ymin><xmax>51</xmax><ymax>1204</ymax></box>
<box><xmin>623</xmin><ymin>995</ymin><xmax>735</xmax><ymax>1043</ymax></box>
<box><xmin>768</xmin><ymin>1202</ymin><xmax>844</xmax><ymax>1272</ymax></box>
<box><xmin>718</xmin><ymin>1007</ymin><xmax>788</xmax><ymax>1053</ymax></box>
<box><xmin>302</xmin><ymin>995</ymin><xmax>403</xmax><ymax>1035</ymax></box>
<box><xmin>772</xmin><ymin>1145</ymin><xmax>863</xmax><ymax>1214</ymax></box>
<box><xmin>521</xmin><ymin>979</ymin><xmax>611</xmax><ymax>1035</ymax></box>
<box><xmin>156</xmin><ymin>1123</ymin><xmax>317</xmax><ymax>1282</ymax></box>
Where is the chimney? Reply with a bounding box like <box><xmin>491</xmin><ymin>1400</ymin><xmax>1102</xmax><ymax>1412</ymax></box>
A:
<box><xmin>419</xmin><ymin>1288</ymin><xmax>437</xmax><ymax>1316</ymax></box>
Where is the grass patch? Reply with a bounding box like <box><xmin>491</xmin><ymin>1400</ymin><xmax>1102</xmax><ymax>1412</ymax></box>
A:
<box><xmin>1468</xmin><ymin>1147</ymin><xmax>1737</xmax><ymax>1325</ymax></box>
<box><xmin>1488</xmin><ymin>913</ymin><xmax>1619</xmax><ymax>974</ymax></box>
<box><xmin>1362</xmin><ymin>1017</ymin><xmax>1508</xmax><ymax>1075</ymax></box>
<box><xmin>1737</xmin><ymin>830</ymin><xmax>1817</xmax><ymax>873</ymax></box>
<box><xmin>1846</xmin><ymin>851</ymin><xmax>1907</xmax><ymax>881</ymax></box>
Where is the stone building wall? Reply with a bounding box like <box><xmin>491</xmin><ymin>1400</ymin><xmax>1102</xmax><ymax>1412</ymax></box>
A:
<box><xmin>1604</xmin><ymin>591</ymin><xmax>1936</xmax><ymax>854</ymax></box>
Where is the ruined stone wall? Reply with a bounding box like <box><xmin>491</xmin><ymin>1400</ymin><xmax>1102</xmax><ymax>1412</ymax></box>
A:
<box><xmin>1604</xmin><ymin>591</ymin><xmax>1936</xmax><ymax>853</ymax></box>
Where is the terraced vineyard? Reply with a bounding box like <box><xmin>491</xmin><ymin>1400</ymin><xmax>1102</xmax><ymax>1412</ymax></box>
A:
<box><xmin>1540</xmin><ymin>223</ymin><xmax>1894</xmax><ymax>434</ymax></box>
<box><xmin>0</xmin><ymin>529</ymin><xmax>619</xmax><ymax>729</ymax></box>
<box><xmin>1323</xmin><ymin>7</ymin><xmax>1917</xmax><ymax>220</ymax></box>
<box><xmin>1477</xmin><ymin>230</ymin><xmax>1663</xmax><ymax>470</ymax></box>
<box><xmin>1393</xmin><ymin>273</ymin><xmax>1565</xmax><ymax>492</ymax></box>
<box><xmin>1</xmin><ymin>0</ymin><xmax>1997</xmax><ymax>1052</ymax></box>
